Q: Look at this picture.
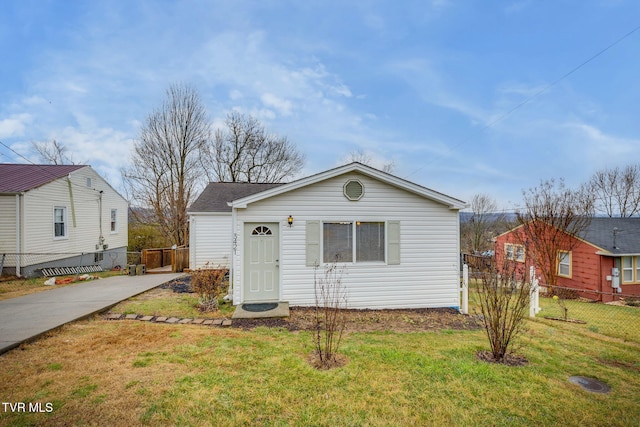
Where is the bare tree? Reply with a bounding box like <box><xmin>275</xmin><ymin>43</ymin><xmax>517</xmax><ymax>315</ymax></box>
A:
<box><xmin>583</xmin><ymin>164</ymin><xmax>640</xmax><ymax>217</ymax></box>
<box><xmin>347</xmin><ymin>148</ymin><xmax>395</xmax><ymax>173</ymax></box>
<box><xmin>32</xmin><ymin>140</ymin><xmax>79</xmax><ymax>165</ymax></box>
<box><xmin>122</xmin><ymin>83</ymin><xmax>210</xmax><ymax>246</ymax></box>
<box><xmin>477</xmin><ymin>257</ymin><xmax>532</xmax><ymax>364</ymax></box>
<box><xmin>515</xmin><ymin>179</ymin><xmax>594</xmax><ymax>291</ymax></box>
<box><xmin>462</xmin><ymin>193</ymin><xmax>502</xmax><ymax>254</ymax></box>
<box><xmin>313</xmin><ymin>262</ymin><xmax>348</xmax><ymax>369</ymax></box>
<box><xmin>203</xmin><ymin>112</ymin><xmax>304</xmax><ymax>183</ymax></box>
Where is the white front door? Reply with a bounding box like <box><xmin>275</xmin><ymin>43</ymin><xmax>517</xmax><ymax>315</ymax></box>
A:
<box><xmin>243</xmin><ymin>223</ymin><xmax>279</xmax><ymax>302</ymax></box>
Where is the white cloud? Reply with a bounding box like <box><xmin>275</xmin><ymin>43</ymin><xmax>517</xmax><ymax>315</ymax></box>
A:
<box><xmin>0</xmin><ymin>114</ymin><xmax>31</xmax><ymax>138</ymax></box>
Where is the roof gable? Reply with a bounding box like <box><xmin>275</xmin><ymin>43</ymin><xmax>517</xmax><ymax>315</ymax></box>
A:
<box><xmin>231</xmin><ymin>162</ymin><xmax>467</xmax><ymax>210</ymax></box>
<box><xmin>0</xmin><ymin>164</ymin><xmax>86</xmax><ymax>193</ymax></box>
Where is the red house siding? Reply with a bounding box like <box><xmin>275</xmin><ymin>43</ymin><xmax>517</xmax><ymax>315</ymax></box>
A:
<box><xmin>494</xmin><ymin>225</ymin><xmax>619</xmax><ymax>302</ymax></box>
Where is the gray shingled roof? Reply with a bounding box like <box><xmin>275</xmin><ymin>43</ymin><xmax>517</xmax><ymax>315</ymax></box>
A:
<box><xmin>188</xmin><ymin>182</ymin><xmax>284</xmax><ymax>213</ymax></box>
<box><xmin>0</xmin><ymin>164</ymin><xmax>86</xmax><ymax>193</ymax></box>
<box><xmin>581</xmin><ymin>217</ymin><xmax>640</xmax><ymax>255</ymax></box>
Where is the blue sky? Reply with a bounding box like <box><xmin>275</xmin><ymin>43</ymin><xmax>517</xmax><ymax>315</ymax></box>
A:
<box><xmin>1</xmin><ymin>1</ymin><xmax>639</xmax><ymax>210</ymax></box>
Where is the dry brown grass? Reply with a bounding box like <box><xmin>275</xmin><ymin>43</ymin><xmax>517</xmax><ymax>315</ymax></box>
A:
<box><xmin>0</xmin><ymin>319</ymin><xmax>241</xmax><ymax>426</ymax></box>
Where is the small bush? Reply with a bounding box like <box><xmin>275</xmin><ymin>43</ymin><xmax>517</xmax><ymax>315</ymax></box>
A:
<box><xmin>191</xmin><ymin>268</ymin><xmax>228</xmax><ymax>312</ymax></box>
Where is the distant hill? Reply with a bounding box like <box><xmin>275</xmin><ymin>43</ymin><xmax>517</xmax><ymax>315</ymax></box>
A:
<box><xmin>460</xmin><ymin>212</ymin><xmax>516</xmax><ymax>223</ymax></box>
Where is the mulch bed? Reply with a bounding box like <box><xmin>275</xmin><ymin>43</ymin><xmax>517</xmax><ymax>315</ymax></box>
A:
<box><xmin>232</xmin><ymin>307</ymin><xmax>483</xmax><ymax>333</ymax></box>
<box><xmin>160</xmin><ymin>275</ymin><xmax>483</xmax><ymax>333</ymax></box>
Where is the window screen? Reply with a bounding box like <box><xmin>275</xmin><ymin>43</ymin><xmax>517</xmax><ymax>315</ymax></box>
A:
<box><xmin>356</xmin><ymin>222</ymin><xmax>385</xmax><ymax>262</ymax></box>
<box><xmin>323</xmin><ymin>222</ymin><xmax>353</xmax><ymax>262</ymax></box>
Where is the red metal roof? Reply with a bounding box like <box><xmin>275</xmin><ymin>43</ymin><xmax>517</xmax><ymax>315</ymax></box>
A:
<box><xmin>0</xmin><ymin>164</ymin><xmax>86</xmax><ymax>193</ymax></box>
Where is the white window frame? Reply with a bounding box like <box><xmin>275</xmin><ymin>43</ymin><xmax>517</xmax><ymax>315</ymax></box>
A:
<box><xmin>110</xmin><ymin>208</ymin><xmax>118</xmax><ymax>233</ymax></box>
<box><xmin>622</xmin><ymin>256</ymin><xmax>637</xmax><ymax>284</ymax></box>
<box><xmin>322</xmin><ymin>220</ymin><xmax>386</xmax><ymax>264</ymax></box>
<box><xmin>557</xmin><ymin>251</ymin><xmax>571</xmax><ymax>278</ymax></box>
<box><xmin>505</xmin><ymin>243</ymin><xmax>525</xmax><ymax>262</ymax></box>
<box><xmin>53</xmin><ymin>206</ymin><xmax>68</xmax><ymax>239</ymax></box>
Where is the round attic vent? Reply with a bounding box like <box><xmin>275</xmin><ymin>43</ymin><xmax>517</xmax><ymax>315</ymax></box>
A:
<box><xmin>344</xmin><ymin>179</ymin><xmax>364</xmax><ymax>201</ymax></box>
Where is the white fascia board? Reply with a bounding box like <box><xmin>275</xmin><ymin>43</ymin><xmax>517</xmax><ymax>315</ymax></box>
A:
<box><xmin>188</xmin><ymin>211</ymin><xmax>231</xmax><ymax>216</ymax></box>
<box><xmin>230</xmin><ymin>162</ymin><xmax>467</xmax><ymax>210</ymax></box>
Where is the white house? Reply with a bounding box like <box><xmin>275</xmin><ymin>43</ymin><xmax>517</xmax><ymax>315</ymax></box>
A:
<box><xmin>0</xmin><ymin>164</ymin><xmax>129</xmax><ymax>277</ymax></box>
<box><xmin>188</xmin><ymin>162</ymin><xmax>466</xmax><ymax>310</ymax></box>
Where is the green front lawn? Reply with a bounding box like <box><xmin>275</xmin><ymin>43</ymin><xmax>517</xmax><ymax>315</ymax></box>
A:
<box><xmin>1</xmin><ymin>308</ymin><xmax>639</xmax><ymax>426</ymax></box>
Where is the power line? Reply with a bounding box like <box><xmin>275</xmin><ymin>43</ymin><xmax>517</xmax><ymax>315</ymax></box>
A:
<box><xmin>405</xmin><ymin>23</ymin><xmax>640</xmax><ymax>180</ymax></box>
<box><xmin>0</xmin><ymin>139</ymin><xmax>101</xmax><ymax>194</ymax></box>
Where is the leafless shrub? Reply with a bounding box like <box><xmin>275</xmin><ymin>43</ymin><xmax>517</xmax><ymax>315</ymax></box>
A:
<box><xmin>191</xmin><ymin>267</ymin><xmax>228</xmax><ymax>312</ymax></box>
<box><xmin>477</xmin><ymin>259</ymin><xmax>531</xmax><ymax>364</ymax></box>
<box><xmin>313</xmin><ymin>262</ymin><xmax>348</xmax><ymax>369</ymax></box>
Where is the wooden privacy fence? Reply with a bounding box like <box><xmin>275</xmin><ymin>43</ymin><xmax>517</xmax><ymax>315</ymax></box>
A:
<box><xmin>141</xmin><ymin>247</ymin><xmax>189</xmax><ymax>272</ymax></box>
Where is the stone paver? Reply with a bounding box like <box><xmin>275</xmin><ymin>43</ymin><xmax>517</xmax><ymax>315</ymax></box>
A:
<box><xmin>155</xmin><ymin>316</ymin><xmax>168</xmax><ymax>323</ymax></box>
<box><xmin>125</xmin><ymin>314</ymin><xmax>138</xmax><ymax>320</ymax></box>
<box><xmin>179</xmin><ymin>318</ymin><xmax>192</xmax><ymax>324</ymax></box>
<box><xmin>139</xmin><ymin>316</ymin><xmax>154</xmax><ymax>322</ymax></box>
<box><xmin>166</xmin><ymin>317</ymin><xmax>180</xmax><ymax>324</ymax></box>
<box><xmin>222</xmin><ymin>320</ymin><xmax>232</xmax><ymax>327</ymax></box>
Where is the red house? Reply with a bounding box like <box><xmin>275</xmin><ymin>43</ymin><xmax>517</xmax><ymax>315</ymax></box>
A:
<box><xmin>494</xmin><ymin>218</ymin><xmax>640</xmax><ymax>303</ymax></box>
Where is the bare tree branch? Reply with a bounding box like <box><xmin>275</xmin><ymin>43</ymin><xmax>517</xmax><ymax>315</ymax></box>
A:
<box><xmin>121</xmin><ymin>83</ymin><xmax>211</xmax><ymax>246</ymax></box>
<box><xmin>515</xmin><ymin>179</ymin><xmax>594</xmax><ymax>290</ymax></box>
<box><xmin>31</xmin><ymin>140</ymin><xmax>80</xmax><ymax>165</ymax></box>
<box><xmin>201</xmin><ymin>111</ymin><xmax>305</xmax><ymax>183</ymax></box>
<box><xmin>584</xmin><ymin>164</ymin><xmax>640</xmax><ymax>217</ymax></box>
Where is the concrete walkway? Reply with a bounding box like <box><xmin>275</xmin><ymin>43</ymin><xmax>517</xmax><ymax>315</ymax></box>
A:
<box><xmin>0</xmin><ymin>273</ymin><xmax>183</xmax><ymax>355</ymax></box>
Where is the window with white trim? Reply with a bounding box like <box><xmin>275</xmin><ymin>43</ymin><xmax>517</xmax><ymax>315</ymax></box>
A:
<box><xmin>110</xmin><ymin>209</ymin><xmax>118</xmax><ymax>233</ymax></box>
<box><xmin>54</xmin><ymin>207</ymin><xmax>67</xmax><ymax>238</ymax></box>
<box><xmin>323</xmin><ymin>221</ymin><xmax>385</xmax><ymax>263</ymax></box>
<box><xmin>621</xmin><ymin>256</ymin><xmax>640</xmax><ymax>283</ymax></box>
<box><xmin>504</xmin><ymin>243</ymin><xmax>525</xmax><ymax>262</ymax></box>
<box><xmin>557</xmin><ymin>251</ymin><xmax>571</xmax><ymax>278</ymax></box>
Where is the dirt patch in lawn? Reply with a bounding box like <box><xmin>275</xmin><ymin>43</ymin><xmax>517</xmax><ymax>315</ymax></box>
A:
<box><xmin>232</xmin><ymin>307</ymin><xmax>482</xmax><ymax>333</ymax></box>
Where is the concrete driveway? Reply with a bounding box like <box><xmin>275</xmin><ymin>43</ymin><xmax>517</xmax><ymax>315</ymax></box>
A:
<box><xmin>0</xmin><ymin>273</ymin><xmax>183</xmax><ymax>355</ymax></box>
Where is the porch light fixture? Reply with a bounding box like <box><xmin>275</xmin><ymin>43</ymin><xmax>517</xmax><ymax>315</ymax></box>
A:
<box><xmin>287</xmin><ymin>215</ymin><xmax>293</xmax><ymax>227</ymax></box>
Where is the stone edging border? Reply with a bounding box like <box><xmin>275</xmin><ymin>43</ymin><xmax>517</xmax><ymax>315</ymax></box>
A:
<box><xmin>104</xmin><ymin>313</ymin><xmax>233</xmax><ymax>327</ymax></box>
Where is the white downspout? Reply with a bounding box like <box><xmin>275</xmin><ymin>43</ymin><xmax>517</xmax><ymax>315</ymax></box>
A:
<box><xmin>15</xmin><ymin>194</ymin><xmax>21</xmax><ymax>277</ymax></box>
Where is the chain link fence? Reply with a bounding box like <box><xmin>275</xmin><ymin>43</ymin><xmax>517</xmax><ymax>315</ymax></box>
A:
<box><xmin>466</xmin><ymin>272</ymin><xmax>640</xmax><ymax>345</ymax></box>
<box><xmin>531</xmin><ymin>285</ymin><xmax>640</xmax><ymax>343</ymax></box>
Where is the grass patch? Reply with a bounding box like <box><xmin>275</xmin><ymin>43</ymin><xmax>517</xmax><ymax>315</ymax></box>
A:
<box><xmin>110</xmin><ymin>288</ymin><xmax>235</xmax><ymax>319</ymax></box>
<box><xmin>0</xmin><ymin>316</ymin><xmax>639</xmax><ymax>426</ymax></box>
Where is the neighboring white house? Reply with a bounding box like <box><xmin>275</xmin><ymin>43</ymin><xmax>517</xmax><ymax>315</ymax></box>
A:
<box><xmin>188</xmin><ymin>162</ymin><xmax>466</xmax><ymax>310</ymax></box>
<box><xmin>0</xmin><ymin>164</ymin><xmax>129</xmax><ymax>277</ymax></box>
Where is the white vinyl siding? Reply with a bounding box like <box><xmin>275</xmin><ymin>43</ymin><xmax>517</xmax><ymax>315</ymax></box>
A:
<box><xmin>189</xmin><ymin>214</ymin><xmax>232</xmax><ymax>269</ymax></box>
<box><xmin>19</xmin><ymin>167</ymin><xmax>128</xmax><ymax>261</ymax></box>
<box><xmin>0</xmin><ymin>196</ymin><xmax>17</xmax><ymax>252</ymax></box>
<box><xmin>233</xmin><ymin>171</ymin><xmax>461</xmax><ymax>310</ymax></box>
